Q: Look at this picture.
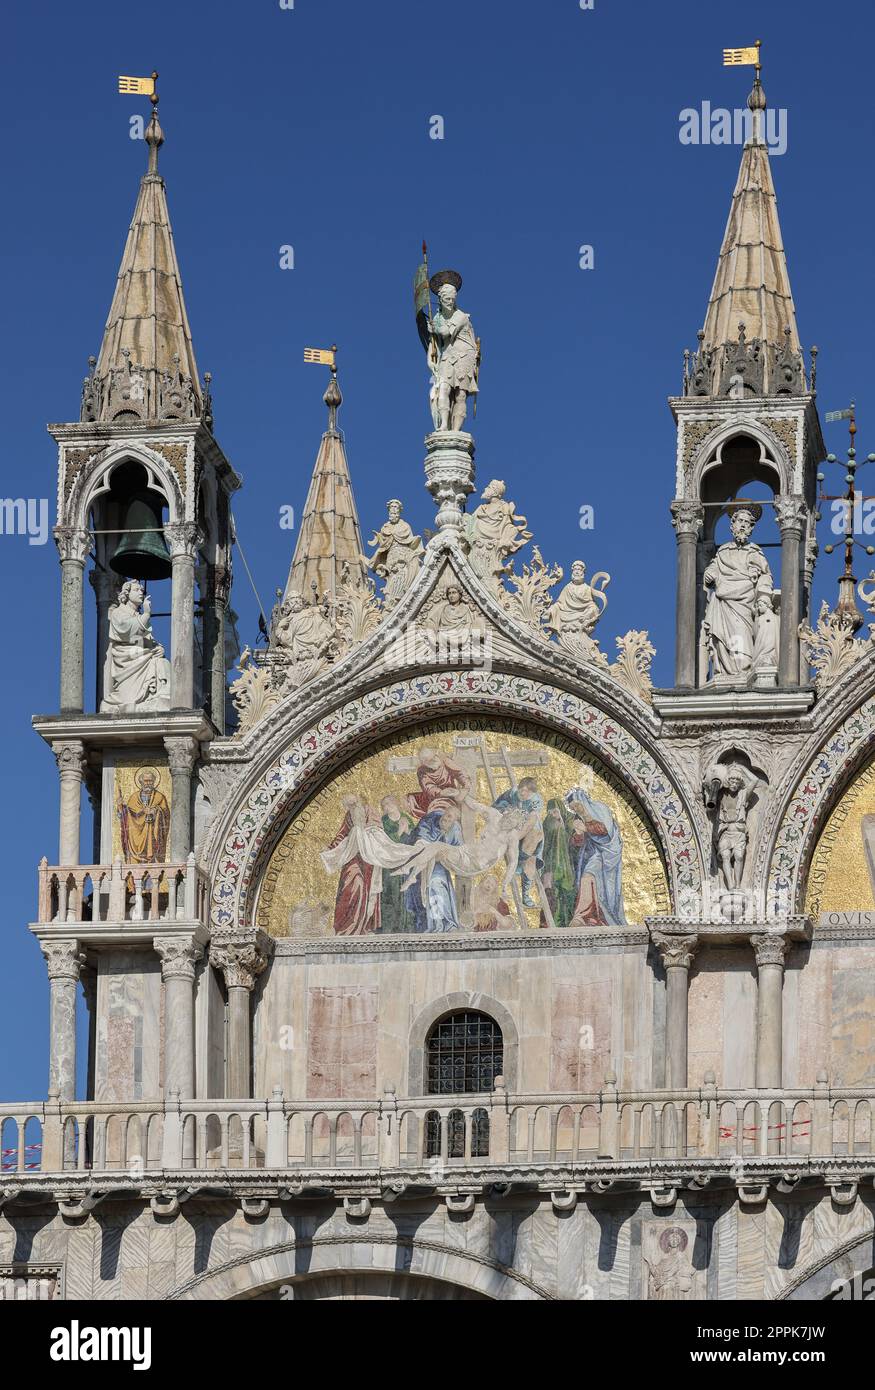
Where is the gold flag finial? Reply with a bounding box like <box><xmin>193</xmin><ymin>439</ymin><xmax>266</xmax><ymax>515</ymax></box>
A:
<box><xmin>118</xmin><ymin>71</ymin><xmax>159</xmax><ymax>103</ymax></box>
<box><xmin>304</xmin><ymin>347</ymin><xmax>337</xmax><ymax>369</ymax></box>
<box><xmin>723</xmin><ymin>40</ymin><xmax>762</xmax><ymax>73</ymax></box>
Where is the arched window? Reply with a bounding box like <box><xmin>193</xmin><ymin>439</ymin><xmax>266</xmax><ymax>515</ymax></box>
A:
<box><xmin>426</xmin><ymin>1011</ymin><xmax>504</xmax><ymax>1095</ymax></box>
<box><xmin>423</xmin><ymin>1013</ymin><xmax>502</xmax><ymax>1161</ymax></box>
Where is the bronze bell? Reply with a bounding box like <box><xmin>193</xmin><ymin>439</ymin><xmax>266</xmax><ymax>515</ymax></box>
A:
<box><xmin>109</xmin><ymin>494</ymin><xmax>172</xmax><ymax>581</ymax></box>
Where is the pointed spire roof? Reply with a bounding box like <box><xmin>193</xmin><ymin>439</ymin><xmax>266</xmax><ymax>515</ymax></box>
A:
<box><xmin>683</xmin><ymin>76</ymin><xmax>809</xmax><ymax>399</ymax></box>
<box><xmin>283</xmin><ymin>367</ymin><xmax>365</xmax><ymax>605</ymax></box>
<box><xmin>81</xmin><ymin>96</ymin><xmax>203</xmax><ymax>424</ymax></box>
<box><xmin>702</xmin><ymin>80</ymin><xmax>800</xmax><ymax>355</ymax></box>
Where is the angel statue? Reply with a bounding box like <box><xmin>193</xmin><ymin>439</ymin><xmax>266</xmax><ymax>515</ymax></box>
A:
<box><xmin>414</xmin><ymin>250</ymin><xmax>480</xmax><ymax>432</ymax></box>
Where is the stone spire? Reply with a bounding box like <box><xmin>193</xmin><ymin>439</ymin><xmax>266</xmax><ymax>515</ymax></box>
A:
<box><xmin>80</xmin><ymin>99</ymin><xmax>204</xmax><ymax>425</ymax></box>
<box><xmin>684</xmin><ymin>77</ymin><xmax>808</xmax><ymax>399</ymax></box>
<box><xmin>283</xmin><ymin>367</ymin><xmax>365</xmax><ymax>605</ymax></box>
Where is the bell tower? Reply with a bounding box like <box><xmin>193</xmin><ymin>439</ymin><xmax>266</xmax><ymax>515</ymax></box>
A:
<box><xmin>33</xmin><ymin>89</ymin><xmax>240</xmax><ymax>1113</ymax></box>
<box><xmin>668</xmin><ymin>70</ymin><xmax>825</xmax><ymax>696</ymax></box>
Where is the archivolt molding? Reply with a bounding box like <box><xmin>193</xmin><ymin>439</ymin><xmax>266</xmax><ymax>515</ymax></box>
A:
<box><xmin>764</xmin><ymin>683</ymin><xmax>875</xmax><ymax>914</ymax></box>
<box><xmin>63</xmin><ymin>437</ymin><xmax>186</xmax><ymax>531</ymax></box>
<box><xmin>205</xmin><ymin>670</ymin><xmax>702</xmax><ymax>937</ymax></box>
<box><xmin>168</xmin><ymin>1232</ymin><xmax>551</xmax><ymax>1301</ymax></box>
<box><xmin>683</xmin><ymin>415</ymin><xmax>795</xmax><ymax>498</ymax></box>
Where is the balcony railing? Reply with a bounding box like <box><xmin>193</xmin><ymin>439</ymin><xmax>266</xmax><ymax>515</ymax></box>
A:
<box><xmin>1</xmin><ymin>1079</ymin><xmax>873</xmax><ymax>1179</ymax></box>
<box><xmin>36</xmin><ymin>856</ymin><xmax>207</xmax><ymax>927</ymax></box>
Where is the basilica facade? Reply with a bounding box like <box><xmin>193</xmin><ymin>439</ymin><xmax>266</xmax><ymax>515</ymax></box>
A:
<box><xmin>2</xmin><ymin>76</ymin><xmax>875</xmax><ymax>1303</ymax></box>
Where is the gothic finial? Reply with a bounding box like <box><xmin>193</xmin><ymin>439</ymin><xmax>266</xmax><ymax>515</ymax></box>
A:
<box><xmin>144</xmin><ymin>73</ymin><xmax>163</xmax><ymax>176</ymax></box>
<box><xmin>323</xmin><ymin>346</ymin><xmax>342</xmax><ymax>432</ymax></box>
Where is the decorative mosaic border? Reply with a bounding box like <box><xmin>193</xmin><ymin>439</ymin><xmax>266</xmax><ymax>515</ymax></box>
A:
<box><xmin>209</xmin><ymin>672</ymin><xmax>701</xmax><ymax>935</ymax></box>
<box><xmin>767</xmin><ymin>694</ymin><xmax>875</xmax><ymax>913</ymax></box>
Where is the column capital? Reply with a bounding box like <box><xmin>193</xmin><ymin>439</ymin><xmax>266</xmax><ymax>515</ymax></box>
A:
<box><xmin>53</xmin><ymin>525</ymin><xmax>93</xmax><ymax>566</ymax></box>
<box><xmin>752</xmin><ymin>932</ymin><xmax>789</xmax><ymax>968</ymax></box>
<box><xmin>670</xmin><ymin>499</ymin><xmax>704</xmax><ymax>540</ymax></box>
<box><xmin>154</xmin><ymin>935</ymin><xmax>204</xmax><ymax>982</ymax></box>
<box><xmin>41</xmin><ymin>939</ymin><xmax>86</xmax><ymax>982</ymax></box>
<box><xmin>209</xmin><ymin>938</ymin><xmax>271</xmax><ymax>991</ymax></box>
<box><xmin>774</xmin><ymin>494</ymin><xmax>807</xmax><ymax>535</ymax></box>
<box><xmin>164</xmin><ymin>734</ymin><xmax>199</xmax><ymax>775</ymax></box>
<box><xmin>652</xmin><ymin>930</ymin><xmax>699</xmax><ymax>970</ymax></box>
<box><xmin>88</xmin><ymin>567</ymin><xmax>122</xmax><ymax>603</ymax></box>
<box><xmin>165</xmin><ymin>522</ymin><xmax>202</xmax><ymax>561</ymax></box>
<box><xmin>52</xmin><ymin>739</ymin><xmax>86</xmax><ymax>777</ymax></box>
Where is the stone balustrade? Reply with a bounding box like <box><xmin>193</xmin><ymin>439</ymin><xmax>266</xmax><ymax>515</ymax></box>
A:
<box><xmin>35</xmin><ymin>854</ymin><xmax>207</xmax><ymax>927</ymax></box>
<box><xmin>1</xmin><ymin>1080</ymin><xmax>873</xmax><ymax>1179</ymax></box>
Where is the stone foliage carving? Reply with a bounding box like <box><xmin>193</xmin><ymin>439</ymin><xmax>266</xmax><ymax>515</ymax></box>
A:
<box><xmin>799</xmin><ymin>602</ymin><xmax>869</xmax><ymax>695</ymax></box>
<box><xmin>154</xmin><ymin>936</ymin><xmax>203</xmax><ymax>982</ymax></box>
<box><xmin>610</xmin><ymin>631</ymin><xmax>655</xmax><ymax>705</ymax></box>
<box><xmin>100</xmin><ymin>580</ymin><xmax>171</xmax><ymax>714</ymax></box>
<box><xmin>209</xmin><ymin>940</ymin><xmax>270</xmax><ymax>991</ymax></box>
<box><xmin>503</xmin><ymin>547</ymin><xmax>563</xmax><ymax>637</ymax></box>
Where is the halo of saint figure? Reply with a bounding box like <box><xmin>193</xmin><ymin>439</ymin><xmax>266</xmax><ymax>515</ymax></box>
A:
<box><xmin>318</xmin><ymin>744</ymin><xmax>628</xmax><ymax>935</ymax></box>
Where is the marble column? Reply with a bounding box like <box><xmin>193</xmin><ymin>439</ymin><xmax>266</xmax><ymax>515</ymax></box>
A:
<box><xmin>154</xmin><ymin>936</ymin><xmax>203</xmax><ymax>1101</ymax></box>
<box><xmin>81</xmin><ymin>965</ymin><xmax>97</xmax><ymax>1102</ymax></box>
<box><xmin>753</xmin><ymin>933</ymin><xmax>788</xmax><ymax>1088</ymax></box>
<box><xmin>775</xmin><ymin>496</ymin><xmax>807</xmax><ymax>688</ymax></box>
<box><xmin>54</xmin><ymin>526</ymin><xmax>92</xmax><ymax>714</ymax></box>
<box><xmin>89</xmin><ymin>567</ymin><xmax>121</xmax><ymax>710</ymax></box>
<box><xmin>164</xmin><ymin>735</ymin><xmax>198</xmax><ymax>861</ymax></box>
<box><xmin>53</xmin><ymin>740</ymin><xmax>86</xmax><ymax>865</ymax></box>
<box><xmin>209</xmin><ymin>940</ymin><xmax>270</xmax><ymax>1097</ymax></box>
<box><xmin>653</xmin><ymin>931</ymin><xmax>698</xmax><ymax>1088</ymax></box>
<box><xmin>203</xmin><ymin>567</ymin><xmax>230</xmax><ymax>734</ymax></box>
<box><xmin>671</xmin><ymin>501</ymin><xmax>703</xmax><ymax>689</ymax></box>
<box><xmin>41</xmin><ymin>940</ymin><xmax>85</xmax><ymax>1101</ymax></box>
<box><xmin>166</xmin><ymin>523</ymin><xmax>201</xmax><ymax>709</ymax></box>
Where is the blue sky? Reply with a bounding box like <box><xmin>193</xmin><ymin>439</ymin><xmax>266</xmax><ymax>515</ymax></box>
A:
<box><xmin>1</xmin><ymin>0</ymin><xmax>873</xmax><ymax>1100</ymax></box>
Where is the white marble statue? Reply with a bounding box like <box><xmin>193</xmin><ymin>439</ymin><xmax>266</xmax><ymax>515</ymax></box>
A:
<box><xmin>425</xmin><ymin>272</ymin><xmax>479</xmax><ymax>431</ymax></box>
<box><xmin>100</xmin><ymin>580</ymin><xmax>171</xmax><ymax>713</ymax></box>
<box><xmin>703</xmin><ymin>762</ymin><xmax>758</xmax><ymax>891</ymax></box>
<box><xmin>364</xmin><ymin>500</ymin><xmax>423</xmax><ymax>608</ymax></box>
<box><xmin>272</xmin><ymin>590</ymin><xmax>336</xmax><ymax>665</ymax></box>
<box><xmin>701</xmin><ymin>505</ymin><xmax>775</xmax><ymax>682</ymax></box>
<box><xmin>546</xmin><ymin>560</ymin><xmax>610</xmax><ymax>652</ymax></box>
<box><xmin>465</xmin><ymin>480</ymin><xmax>531</xmax><ymax>589</ymax></box>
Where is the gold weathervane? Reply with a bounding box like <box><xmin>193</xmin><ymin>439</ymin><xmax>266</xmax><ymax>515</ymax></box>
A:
<box><xmin>722</xmin><ymin>40</ymin><xmax>762</xmax><ymax>72</ymax></box>
<box><xmin>304</xmin><ymin>347</ymin><xmax>337</xmax><ymax>368</ymax></box>
<box><xmin>118</xmin><ymin>72</ymin><xmax>159</xmax><ymax>98</ymax></box>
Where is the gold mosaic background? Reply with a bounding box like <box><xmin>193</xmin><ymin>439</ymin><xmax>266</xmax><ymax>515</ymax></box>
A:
<box><xmin>112</xmin><ymin>757</ymin><xmax>172</xmax><ymax>863</ymax></box>
<box><xmin>805</xmin><ymin>758</ymin><xmax>875</xmax><ymax>916</ymax></box>
<box><xmin>257</xmin><ymin>718</ymin><xmax>670</xmax><ymax>938</ymax></box>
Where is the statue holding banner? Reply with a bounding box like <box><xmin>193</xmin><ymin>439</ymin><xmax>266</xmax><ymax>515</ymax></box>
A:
<box><xmin>414</xmin><ymin>249</ymin><xmax>480</xmax><ymax>432</ymax></box>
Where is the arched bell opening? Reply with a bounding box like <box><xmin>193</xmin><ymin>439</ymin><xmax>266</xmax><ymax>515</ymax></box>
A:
<box><xmin>682</xmin><ymin>432</ymin><xmax>808</xmax><ymax>690</ymax></box>
<box><xmin>89</xmin><ymin>460</ymin><xmax>174</xmax><ymax>714</ymax></box>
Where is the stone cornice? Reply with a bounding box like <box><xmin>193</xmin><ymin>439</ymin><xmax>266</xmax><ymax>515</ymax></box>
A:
<box><xmin>32</xmin><ymin>709</ymin><xmax>214</xmax><ymax>750</ymax></box>
<box><xmin>267</xmin><ymin>929</ymin><xmax>651</xmax><ymax>958</ymax></box>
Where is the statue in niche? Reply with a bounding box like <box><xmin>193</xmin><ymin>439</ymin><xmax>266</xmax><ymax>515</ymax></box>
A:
<box><xmin>100</xmin><ymin>579</ymin><xmax>171</xmax><ymax>713</ymax></box>
<box><xmin>703</xmin><ymin>761</ymin><xmax>759</xmax><ymax>891</ymax></box>
<box><xmin>465</xmin><ymin>480</ymin><xmax>531</xmax><ymax>590</ymax></box>
<box><xmin>546</xmin><ymin>560</ymin><xmax>610</xmax><ymax>658</ymax></box>
<box><xmin>421</xmin><ymin>271</ymin><xmax>480</xmax><ymax>432</ymax></box>
<box><xmin>645</xmin><ymin>1227</ymin><xmax>694</xmax><ymax>1301</ymax></box>
<box><xmin>701</xmin><ymin>504</ymin><xmax>776</xmax><ymax>683</ymax></box>
<box><xmin>363</xmin><ymin>499</ymin><xmax>423</xmax><ymax>609</ymax></box>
